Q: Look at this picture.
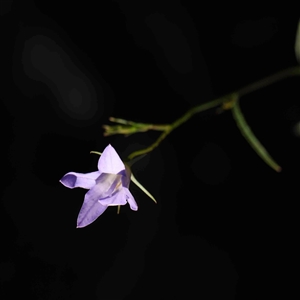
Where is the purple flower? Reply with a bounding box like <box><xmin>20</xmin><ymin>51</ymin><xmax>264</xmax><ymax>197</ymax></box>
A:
<box><xmin>60</xmin><ymin>144</ymin><xmax>138</xmax><ymax>228</ymax></box>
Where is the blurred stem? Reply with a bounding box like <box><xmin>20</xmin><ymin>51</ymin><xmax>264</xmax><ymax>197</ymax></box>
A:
<box><xmin>128</xmin><ymin>65</ymin><xmax>300</xmax><ymax>161</ymax></box>
<box><xmin>237</xmin><ymin>66</ymin><xmax>300</xmax><ymax>96</ymax></box>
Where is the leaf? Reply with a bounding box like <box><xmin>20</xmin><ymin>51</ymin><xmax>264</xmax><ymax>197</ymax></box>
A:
<box><xmin>295</xmin><ymin>19</ymin><xmax>300</xmax><ymax>64</ymax></box>
<box><xmin>231</xmin><ymin>99</ymin><xmax>281</xmax><ymax>172</ymax></box>
<box><xmin>131</xmin><ymin>172</ymin><xmax>157</xmax><ymax>203</ymax></box>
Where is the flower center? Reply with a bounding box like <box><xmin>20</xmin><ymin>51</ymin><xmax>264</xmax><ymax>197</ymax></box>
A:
<box><xmin>111</xmin><ymin>180</ymin><xmax>122</xmax><ymax>195</ymax></box>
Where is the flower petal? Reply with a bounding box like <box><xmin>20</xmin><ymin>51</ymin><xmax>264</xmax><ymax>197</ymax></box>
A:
<box><xmin>124</xmin><ymin>188</ymin><xmax>138</xmax><ymax>211</ymax></box>
<box><xmin>98</xmin><ymin>189</ymin><xmax>127</xmax><ymax>206</ymax></box>
<box><xmin>97</xmin><ymin>144</ymin><xmax>125</xmax><ymax>174</ymax></box>
<box><xmin>121</xmin><ymin>164</ymin><xmax>131</xmax><ymax>188</ymax></box>
<box><xmin>60</xmin><ymin>171</ymin><xmax>100</xmax><ymax>189</ymax></box>
<box><xmin>94</xmin><ymin>173</ymin><xmax>123</xmax><ymax>198</ymax></box>
<box><xmin>76</xmin><ymin>188</ymin><xmax>108</xmax><ymax>228</ymax></box>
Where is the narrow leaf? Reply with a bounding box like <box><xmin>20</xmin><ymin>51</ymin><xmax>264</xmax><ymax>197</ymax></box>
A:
<box><xmin>232</xmin><ymin>100</ymin><xmax>281</xmax><ymax>172</ymax></box>
<box><xmin>295</xmin><ymin>19</ymin><xmax>300</xmax><ymax>64</ymax></box>
<box><xmin>90</xmin><ymin>151</ymin><xmax>102</xmax><ymax>155</ymax></box>
<box><xmin>131</xmin><ymin>172</ymin><xmax>157</xmax><ymax>203</ymax></box>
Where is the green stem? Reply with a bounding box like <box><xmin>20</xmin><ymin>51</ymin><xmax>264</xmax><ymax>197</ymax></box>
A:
<box><xmin>128</xmin><ymin>66</ymin><xmax>300</xmax><ymax>161</ymax></box>
<box><xmin>237</xmin><ymin>66</ymin><xmax>300</xmax><ymax>96</ymax></box>
<box><xmin>127</xmin><ymin>96</ymin><xmax>231</xmax><ymax>160</ymax></box>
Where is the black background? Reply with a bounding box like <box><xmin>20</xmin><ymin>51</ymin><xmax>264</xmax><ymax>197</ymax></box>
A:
<box><xmin>1</xmin><ymin>1</ymin><xmax>299</xmax><ymax>299</ymax></box>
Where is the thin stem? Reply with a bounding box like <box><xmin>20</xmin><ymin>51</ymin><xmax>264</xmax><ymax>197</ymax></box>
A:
<box><xmin>237</xmin><ymin>66</ymin><xmax>300</xmax><ymax>97</ymax></box>
<box><xmin>127</xmin><ymin>95</ymin><xmax>234</xmax><ymax>160</ymax></box>
<box><xmin>128</xmin><ymin>65</ymin><xmax>300</xmax><ymax>161</ymax></box>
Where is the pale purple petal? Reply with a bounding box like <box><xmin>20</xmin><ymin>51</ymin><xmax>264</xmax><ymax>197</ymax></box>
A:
<box><xmin>60</xmin><ymin>171</ymin><xmax>100</xmax><ymax>189</ymax></box>
<box><xmin>121</xmin><ymin>165</ymin><xmax>131</xmax><ymax>188</ymax></box>
<box><xmin>98</xmin><ymin>189</ymin><xmax>127</xmax><ymax>206</ymax></box>
<box><xmin>94</xmin><ymin>173</ymin><xmax>122</xmax><ymax>198</ymax></box>
<box><xmin>97</xmin><ymin>144</ymin><xmax>125</xmax><ymax>174</ymax></box>
<box><xmin>76</xmin><ymin>188</ymin><xmax>108</xmax><ymax>228</ymax></box>
<box><xmin>77</xmin><ymin>201</ymin><xmax>107</xmax><ymax>228</ymax></box>
<box><xmin>124</xmin><ymin>188</ymin><xmax>138</xmax><ymax>211</ymax></box>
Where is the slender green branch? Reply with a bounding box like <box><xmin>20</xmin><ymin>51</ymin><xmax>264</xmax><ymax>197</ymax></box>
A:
<box><xmin>128</xmin><ymin>126</ymin><xmax>172</xmax><ymax>160</ymax></box>
<box><xmin>237</xmin><ymin>66</ymin><xmax>300</xmax><ymax>96</ymax></box>
<box><xmin>103</xmin><ymin>117</ymin><xmax>169</xmax><ymax>136</ymax></box>
<box><xmin>127</xmin><ymin>95</ymin><xmax>235</xmax><ymax>160</ymax></box>
<box><xmin>121</xmin><ymin>65</ymin><xmax>300</xmax><ymax>161</ymax></box>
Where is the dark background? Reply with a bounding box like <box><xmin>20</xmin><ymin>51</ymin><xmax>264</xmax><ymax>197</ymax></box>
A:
<box><xmin>1</xmin><ymin>1</ymin><xmax>299</xmax><ymax>299</ymax></box>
